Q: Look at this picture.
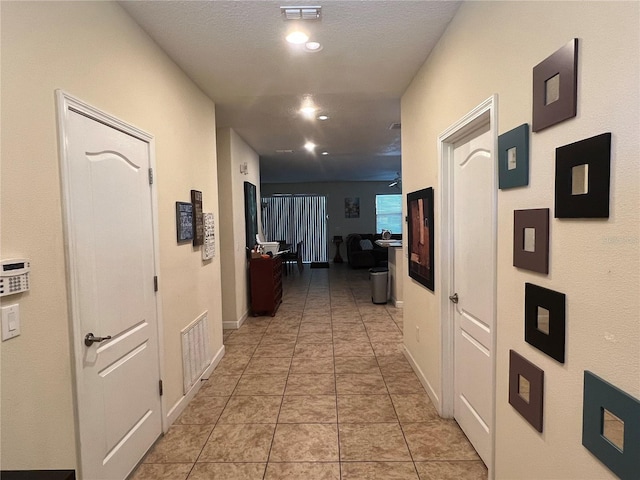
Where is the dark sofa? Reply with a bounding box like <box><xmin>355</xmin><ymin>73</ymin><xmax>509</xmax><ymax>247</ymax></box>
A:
<box><xmin>345</xmin><ymin>233</ymin><xmax>402</xmax><ymax>268</ymax></box>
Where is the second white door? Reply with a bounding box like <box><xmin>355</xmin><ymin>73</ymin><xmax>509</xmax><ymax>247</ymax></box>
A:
<box><xmin>452</xmin><ymin>123</ymin><xmax>495</xmax><ymax>465</ymax></box>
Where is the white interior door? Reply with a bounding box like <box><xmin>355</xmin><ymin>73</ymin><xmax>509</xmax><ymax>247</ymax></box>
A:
<box><xmin>452</xmin><ymin>124</ymin><xmax>495</xmax><ymax>465</ymax></box>
<box><xmin>59</xmin><ymin>95</ymin><xmax>162</xmax><ymax>479</ymax></box>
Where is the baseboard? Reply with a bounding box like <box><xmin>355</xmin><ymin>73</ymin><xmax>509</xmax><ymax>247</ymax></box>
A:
<box><xmin>391</xmin><ymin>298</ymin><xmax>404</xmax><ymax>308</ymax></box>
<box><xmin>164</xmin><ymin>344</ymin><xmax>225</xmax><ymax>428</ymax></box>
<box><xmin>222</xmin><ymin>310</ymin><xmax>248</xmax><ymax>330</ymax></box>
<box><xmin>403</xmin><ymin>344</ymin><xmax>441</xmax><ymax>414</ymax></box>
<box><xmin>0</xmin><ymin>472</ymin><xmax>75</xmax><ymax>480</ymax></box>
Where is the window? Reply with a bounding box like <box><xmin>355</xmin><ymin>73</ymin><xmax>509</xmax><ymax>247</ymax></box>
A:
<box><xmin>375</xmin><ymin>194</ymin><xmax>403</xmax><ymax>234</ymax></box>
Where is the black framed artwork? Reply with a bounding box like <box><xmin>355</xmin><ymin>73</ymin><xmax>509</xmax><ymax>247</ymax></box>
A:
<box><xmin>407</xmin><ymin>187</ymin><xmax>434</xmax><ymax>291</ymax></box>
<box><xmin>191</xmin><ymin>190</ymin><xmax>203</xmax><ymax>246</ymax></box>
<box><xmin>524</xmin><ymin>283</ymin><xmax>566</xmax><ymax>363</ymax></box>
<box><xmin>499</xmin><ymin>123</ymin><xmax>530</xmax><ymax>189</ymax></box>
<box><xmin>513</xmin><ymin>208</ymin><xmax>549</xmax><ymax>274</ymax></box>
<box><xmin>582</xmin><ymin>371</ymin><xmax>640</xmax><ymax>480</ymax></box>
<box><xmin>555</xmin><ymin>133</ymin><xmax>611</xmax><ymax>218</ymax></box>
<box><xmin>509</xmin><ymin>350</ymin><xmax>544</xmax><ymax>433</ymax></box>
<box><xmin>244</xmin><ymin>182</ymin><xmax>258</xmax><ymax>250</ymax></box>
<box><xmin>532</xmin><ymin>38</ymin><xmax>578</xmax><ymax>132</ymax></box>
<box><xmin>176</xmin><ymin>201</ymin><xmax>194</xmax><ymax>242</ymax></box>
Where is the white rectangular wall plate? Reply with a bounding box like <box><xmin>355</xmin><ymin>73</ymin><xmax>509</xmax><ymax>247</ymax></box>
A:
<box><xmin>2</xmin><ymin>304</ymin><xmax>20</xmax><ymax>340</ymax></box>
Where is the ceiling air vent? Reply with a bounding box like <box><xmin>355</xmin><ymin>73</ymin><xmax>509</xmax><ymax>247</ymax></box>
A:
<box><xmin>276</xmin><ymin>149</ymin><xmax>294</xmax><ymax>153</ymax></box>
<box><xmin>388</xmin><ymin>122</ymin><xmax>401</xmax><ymax>130</ymax></box>
<box><xmin>281</xmin><ymin>6</ymin><xmax>322</xmax><ymax>21</ymax></box>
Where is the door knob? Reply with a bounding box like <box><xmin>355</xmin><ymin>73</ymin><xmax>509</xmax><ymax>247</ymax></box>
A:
<box><xmin>449</xmin><ymin>293</ymin><xmax>459</xmax><ymax>304</ymax></box>
<box><xmin>84</xmin><ymin>332</ymin><xmax>112</xmax><ymax>347</ymax></box>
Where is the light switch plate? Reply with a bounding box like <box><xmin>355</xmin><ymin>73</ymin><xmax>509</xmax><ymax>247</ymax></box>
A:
<box><xmin>2</xmin><ymin>303</ymin><xmax>20</xmax><ymax>340</ymax></box>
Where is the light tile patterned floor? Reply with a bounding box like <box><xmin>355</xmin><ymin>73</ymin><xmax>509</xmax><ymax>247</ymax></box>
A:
<box><xmin>132</xmin><ymin>265</ymin><xmax>487</xmax><ymax>480</ymax></box>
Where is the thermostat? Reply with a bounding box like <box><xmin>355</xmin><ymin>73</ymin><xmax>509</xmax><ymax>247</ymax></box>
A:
<box><xmin>0</xmin><ymin>259</ymin><xmax>30</xmax><ymax>297</ymax></box>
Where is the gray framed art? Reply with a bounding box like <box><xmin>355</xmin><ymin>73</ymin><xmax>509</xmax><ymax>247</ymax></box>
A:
<box><xmin>525</xmin><ymin>283</ymin><xmax>566</xmax><ymax>363</ymax></box>
<box><xmin>532</xmin><ymin>39</ymin><xmax>578</xmax><ymax>132</ymax></box>
<box><xmin>509</xmin><ymin>350</ymin><xmax>544</xmax><ymax>432</ymax></box>
<box><xmin>582</xmin><ymin>371</ymin><xmax>640</xmax><ymax>479</ymax></box>
<box><xmin>499</xmin><ymin>124</ymin><xmax>529</xmax><ymax>189</ymax></box>
<box><xmin>555</xmin><ymin>133</ymin><xmax>611</xmax><ymax>218</ymax></box>
<box><xmin>513</xmin><ymin>208</ymin><xmax>549</xmax><ymax>274</ymax></box>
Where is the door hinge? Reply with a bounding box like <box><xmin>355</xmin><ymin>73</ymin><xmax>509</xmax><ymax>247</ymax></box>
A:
<box><xmin>153</xmin><ymin>275</ymin><xmax>158</xmax><ymax>292</ymax></box>
<box><xmin>148</xmin><ymin>168</ymin><xmax>154</xmax><ymax>185</ymax></box>
<box><xmin>159</xmin><ymin>379</ymin><xmax>163</xmax><ymax>396</ymax></box>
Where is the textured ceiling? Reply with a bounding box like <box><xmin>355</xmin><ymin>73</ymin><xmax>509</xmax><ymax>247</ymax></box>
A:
<box><xmin>120</xmin><ymin>0</ymin><xmax>461</xmax><ymax>183</ymax></box>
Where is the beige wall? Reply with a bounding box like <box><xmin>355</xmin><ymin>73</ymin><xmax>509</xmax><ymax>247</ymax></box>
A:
<box><xmin>1</xmin><ymin>1</ymin><xmax>223</xmax><ymax>470</ymax></box>
<box><xmin>216</xmin><ymin>128</ymin><xmax>261</xmax><ymax>327</ymax></box>
<box><xmin>402</xmin><ymin>1</ymin><xmax>639</xmax><ymax>478</ymax></box>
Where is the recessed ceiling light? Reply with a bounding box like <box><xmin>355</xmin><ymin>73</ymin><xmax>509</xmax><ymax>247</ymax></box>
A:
<box><xmin>304</xmin><ymin>141</ymin><xmax>316</xmax><ymax>152</ymax></box>
<box><xmin>321</xmin><ymin>151</ymin><xmax>329</xmax><ymax>155</ymax></box>
<box><xmin>317</xmin><ymin>115</ymin><xmax>329</xmax><ymax>120</ymax></box>
<box><xmin>286</xmin><ymin>31</ymin><xmax>309</xmax><ymax>44</ymax></box>
<box><xmin>299</xmin><ymin>106</ymin><xmax>317</xmax><ymax>118</ymax></box>
<box><xmin>305</xmin><ymin>41</ymin><xmax>323</xmax><ymax>52</ymax></box>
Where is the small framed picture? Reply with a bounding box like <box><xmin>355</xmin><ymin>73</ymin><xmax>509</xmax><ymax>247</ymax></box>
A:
<box><xmin>524</xmin><ymin>283</ymin><xmax>566</xmax><ymax>363</ymax></box>
<box><xmin>509</xmin><ymin>350</ymin><xmax>544</xmax><ymax>432</ymax></box>
<box><xmin>513</xmin><ymin>209</ymin><xmax>549</xmax><ymax>274</ymax></box>
<box><xmin>499</xmin><ymin>124</ymin><xmax>529</xmax><ymax>189</ymax></box>
<box><xmin>176</xmin><ymin>201</ymin><xmax>194</xmax><ymax>242</ymax></box>
<box><xmin>532</xmin><ymin>39</ymin><xmax>578</xmax><ymax>132</ymax></box>
<box><xmin>191</xmin><ymin>190</ymin><xmax>203</xmax><ymax>246</ymax></box>
<box><xmin>555</xmin><ymin>133</ymin><xmax>611</xmax><ymax>218</ymax></box>
<box><xmin>582</xmin><ymin>371</ymin><xmax>640</xmax><ymax>479</ymax></box>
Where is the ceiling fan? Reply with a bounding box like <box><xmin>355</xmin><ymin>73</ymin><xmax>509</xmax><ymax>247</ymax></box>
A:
<box><xmin>388</xmin><ymin>172</ymin><xmax>402</xmax><ymax>188</ymax></box>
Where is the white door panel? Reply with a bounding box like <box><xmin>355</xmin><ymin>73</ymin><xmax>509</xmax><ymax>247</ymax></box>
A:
<box><xmin>452</xmin><ymin>126</ymin><xmax>495</xmax><ymax>466</ymax></box>
<box><xmin>61</xmin><ymin>101</ymin><xmax>162</xmax><ymax>479</ymax></box>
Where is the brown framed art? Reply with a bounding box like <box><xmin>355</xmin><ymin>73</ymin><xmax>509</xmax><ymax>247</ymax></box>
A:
<box><xmin>532</xmin><ymin>38</ymin><xmax>578</xmax><ymax>132</ymax></box>
<box><xmin>509</xmin><ymin>350</ymin><xmax>544</xmax><ymax>432</ymax></box>
<box><xmin>513</xmin><ymin>208</ymin><xmax>549</xmax><ymax>274</ymax></box>
<box><xmin>191</xmin><ymin>190</ymin><xmax>203</xmax><ymax>246</ymax></box>
<box><xmin>407</xmin><ymin>187</ymin><xmax>434</xmax><ymax>291</ymax></box>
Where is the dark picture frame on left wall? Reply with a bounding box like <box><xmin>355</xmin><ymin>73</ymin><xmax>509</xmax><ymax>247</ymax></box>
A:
<box><xmin>244</xmin><ymin>181</ymin><xmax>258</xmax><ymax>251</ymax></box>
<box><xmin>176</xmin><ymin>201</ymin><xmax>194</xmax><ymax>242</ymax></box>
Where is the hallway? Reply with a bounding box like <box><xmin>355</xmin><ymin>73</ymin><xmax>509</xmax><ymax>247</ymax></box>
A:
<box><xmin>132</xmin><ymin>266</ymin><xmax>487</xmax><ymax>479</ymax></box>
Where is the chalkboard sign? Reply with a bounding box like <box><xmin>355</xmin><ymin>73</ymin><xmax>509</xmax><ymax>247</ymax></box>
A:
<box><xmin>176</xmin><ymin>201</ymin><xmax>194</xmax><ymax>242</ymax></box>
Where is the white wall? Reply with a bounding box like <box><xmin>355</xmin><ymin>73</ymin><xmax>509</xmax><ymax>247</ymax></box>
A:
<box><xmin>401</xmin><ymin>1</ymin><xmax>639</xmax><ymax>478</ymax></box>
<box><xmin>261</xmin><ymin>181</ymin><xmax>402</xmax><ymax>259</ymax></box>
<box><xmin>1</xmin><ymin>1</ymin><xmax>223</xmax><ymax>470</ymax></box>
<box><xmin>217</xmin><ymin>128</ymin><xmax>261</xmax><ymax>328</ymax></box>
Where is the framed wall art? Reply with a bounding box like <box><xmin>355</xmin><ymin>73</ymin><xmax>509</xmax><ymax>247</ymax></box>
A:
<box><xmin>532</xmin><ymin>38</ymin><xmax>578</xmax><ymax>132</ymax></box>
<box><xmin>244</xmin><ymin>181</ymin><xmax>258</xmax><ymax>250</ymax></box>
<box><xmin>176</xmin><ymin>201</ymin><xmax>194</xmax><ymax>243</ymax></box>
<box><xmin>555</xmin><ymin>132</ymin><xmax>611</xmax><ymax>218</ymax></box>
<box><xmin>582</xmin><ymin>371</ymin><xmax>640</xmax><ymax>479</ymax></box>
<box><xmin>499</xmin><ymin>123</ymin><xmax>530</xmax><ymax>189</ymax></box>
<box><xmin>513</xmin><ymin>208</ymin><xmax>549</xmax><ymax>274</ymax></box>
<box><xmin>509</xmin><ymin>350</ymin><xmax>544</xmax><ymax>432</ymax></box>
<box><xmin>345</xmin><ymin>197</ymin><xmax>360</xmax><ymax>218</ymax></box>
<box><xmin>407</xmin><ymin>187</ymin><xmax>434</xmax><ymax>291</ymax></box>
<box><xmin>524</xmin><ymin>283</ymin><xmax>566</xmax><ymax>363</ymax></box>
<box><xmin>202</xmin><ymin>212</ymin><xmax>215</xmax><ymax>260</ymax></box>
<box><xmin>191</xmin><ymin>190</ymin><xmax>203</xmax><ymax>246</ymax></box>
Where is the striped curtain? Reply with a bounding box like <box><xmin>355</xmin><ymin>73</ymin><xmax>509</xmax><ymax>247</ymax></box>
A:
<box><xmin>261</xmin><ymin>195</ymin><xmax>328</xmax><ymax>263</ymax></box>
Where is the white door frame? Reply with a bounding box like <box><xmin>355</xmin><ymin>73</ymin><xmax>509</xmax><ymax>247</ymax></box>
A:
<box><xmin>56</xmin><ymin>90</ymin><xmax>168</xmax><ymax>476</ymax></box>
<box><xmin>437</xmin><ymin>95</ymin><xmax>498</xmax><ymax>474</ymax></box>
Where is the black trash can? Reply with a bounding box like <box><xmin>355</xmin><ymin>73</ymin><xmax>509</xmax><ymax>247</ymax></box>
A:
<box><xmin>369</xmin><ymin>267</ymin><xmax>389</xmax><ymax>304</ymax></box>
